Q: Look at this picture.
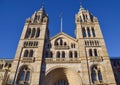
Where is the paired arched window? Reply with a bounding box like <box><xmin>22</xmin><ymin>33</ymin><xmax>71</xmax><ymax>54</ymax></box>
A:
<box><xmin>82</xmin><ymin>27</ymin><xmax>86</xmax><ymax>37</ymax></box>
<box><xmin>89</xmin><ymin>49</ymin><xmax>98</xmax><ymax>57</ymax></box>
<box><xmin>89</xmin><ymin>49</ymin><xmax>93</xmax><ymax>56</ymax></box>
<box><xmin>23</xmin><ymin>50</ymin><xmax>34</xmax><ymax>57</ymax></box>
<box><xmin>92</xmin><ymin>27</ymin><xmax>96</xmax><ymax>37</ymax></box>
<box><xmin>91</xmin><ymin>65</ymin><xmax>103</xmax><ymax>84</ymax></box>
<box><xmin>17</xmin><ymin>66</ymin><xmax>30</xmax><ymax>84</ymax></box>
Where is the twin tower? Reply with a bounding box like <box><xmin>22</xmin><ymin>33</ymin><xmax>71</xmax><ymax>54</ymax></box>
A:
<box><xmin>7</xmin><ymin>4</ymin><xmax>116</xmax><ymax>85</ymax></box>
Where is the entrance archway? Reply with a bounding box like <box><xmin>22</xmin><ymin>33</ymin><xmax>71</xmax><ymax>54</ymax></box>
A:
<box><xmin>42</xmin><ymin>67</ymin><xmax>82</xmax><ymax>85</ymax></box>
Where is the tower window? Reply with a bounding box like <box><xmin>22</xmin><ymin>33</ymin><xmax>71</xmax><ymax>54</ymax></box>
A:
<box><xmin>82</xmin><ymin>27</ymin><xmax>86</xmax><ymax>37</ymax></box>
<box><xmin>89</xmin><ymin>49</ymin><xmax>93</xmax><ymax>56</ymax></box>
<box><xmin>25</xmin><ymin>28</ymin><xmax>31</xmax><ymax>39</ymax></box>
<box><xmin>87</xmin><ymin>27</ymin><xmax>91</xmax><ymax>37</ymax></box>
<box><xmin>24</xmin><ymin>50</ymin><xmax>29</xmax><ymax>57</ymax></box>
<box><xmin>29</xmin><ymin>50</ymin><xmax>34</xmax><ymax>57</ymax></box>
<box><xmin>31</xmin><ymin>28</ymin><xmax>36</xmax><ymax>38</ymax></box>
<box><xmin>94</xmin><ymin>49</ymin><xmax>98</xmax><ymax>56</ymax></box>
<box><xmin>92</xmin><ymin>27</ymin><xmax>96</xmax><ymax>37</ymax></box>
<box><xmin>36</xmin><ymin>28</ymin><xmax>40</xmax><ymax>38</ymax></box>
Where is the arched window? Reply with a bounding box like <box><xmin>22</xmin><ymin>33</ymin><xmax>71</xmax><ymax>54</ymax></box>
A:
<box><xmin>25</xmin><ymin>71</ymin><xmax>30</xmax><ymax>81</ymax></box>
<box><xmin>20</xmin><ymin>70</ymin><xmax>25</xmax><ymax>81</ymax></box>
<box><xmin>46</xmin><ymin>51</ymin><xmax>48</xmax><ymax>58</ymax></box>
<box><xmin>31</xmin><ymin>28</ymin><xmax>36</xmax><ymax>38</ymax></box>
<box><xmin>87</xmin><ymin>27</ymin><xmax>91</xmax><ymax>37</ymax></box>
<box><xmin>60</xmin><ymin>39</ymin><xmax>63</xmax><ymax>46</ymax></box>
<box><xmin>56</xmin><ymin>51</ymin><xmax>60</xmax><ymax>58</ymax></box>
<box><xmin>82</xmin><ymin>27</ymin><xmax>86</xmax><ymax>37</ymax></box>
<box><xmin>89</xmin><ymin>49</ymin><xmax>93</xmax><ymax>56</ymax></box>
<box><xmin>17</xmin><ymin>66</ymin><xmax>31</xmax><ymax>84</ymax></box>
<box><xmin>74</xmin><ymin>51</ymin><xmax>78</xmax><ymax>58</ymax></box>
<box><xmin>98</xmin><ymin>70</ymin><xmax>102</xmax><ymax>81</ymax></box>
<box><xmin>29</xmin><ymin>50</ymin><xmax>34</xmax><ymax>57</ymax></box>
<box><xmin>92</xmin><ymin>70</ymin><xmax>97</xmax><ymax>82</ymax></box>
<box><xmin>36</xmin><ymin>28</ymin><xmax>40</xmax><ymax>38</ymax></box>
<box><xmin>64</xmin><ymin>42</ymin><xmax>67</xmax><ymax>46</ymax></box>
<box><xmin>92</xmin><ymin>27</ymin><xmax>96</xmax><ymax>37</ymax></box>
<box><xmin>24</xmin><ymin>50</ymin><xmax>29</xmax><ymax>57</ymax></box>
<box><xmin>69</xmin><ymin>51</ymin><xmax>73</xmax><ymax>58</ymax></box>
<box><xmin>94</xmin><ymin>49</ymin><xmax>98</xmax><ymax>56</ymax></box>
<box><xmin>25</xmin><ymin>28</ymin><xmax>31</xmax><ymax>39</ymax></box>
<box><xmin>62</xmin><ymin>51</ymin><xmax>65</xmax><ymax>58</ymax></box>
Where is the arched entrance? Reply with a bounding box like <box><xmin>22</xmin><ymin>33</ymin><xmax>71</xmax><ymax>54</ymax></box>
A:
<box><xmin>42</xmin><ymin>67</ymin><xmax>82</xmax><ymax>85</ymax></box>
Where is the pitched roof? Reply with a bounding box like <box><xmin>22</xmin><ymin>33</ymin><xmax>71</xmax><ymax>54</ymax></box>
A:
<box><xmin>50</xmin><ymin>32</ymin><xmax>76</xmax><ymax>41</ymax></box>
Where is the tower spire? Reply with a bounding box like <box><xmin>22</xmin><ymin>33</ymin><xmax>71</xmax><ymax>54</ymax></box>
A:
<box><xmin>79</xmin><ymin>1</ymin><xmax>85</xmax><ymax>12</ymax></box>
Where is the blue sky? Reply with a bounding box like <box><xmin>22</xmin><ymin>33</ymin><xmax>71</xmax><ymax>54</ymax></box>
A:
<box><xmin>0</xmin><ymin>0</ymin><xmax>120</xmax><ymax>59</ymax></box>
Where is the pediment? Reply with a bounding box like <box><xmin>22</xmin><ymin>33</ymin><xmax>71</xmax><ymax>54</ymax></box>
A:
<box><xmin>50</xmin><ymin>32</ymin><xmax>76</xmax><ymax>42</ymax></box>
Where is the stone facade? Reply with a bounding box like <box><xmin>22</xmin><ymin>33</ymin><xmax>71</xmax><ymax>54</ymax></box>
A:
<box><xmin>0</xmin><ymin>4</ymin><xmax>117</xmax><ymax>85</ymax></box>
